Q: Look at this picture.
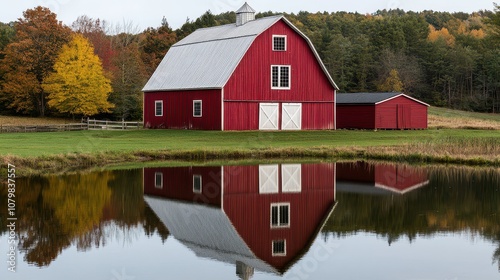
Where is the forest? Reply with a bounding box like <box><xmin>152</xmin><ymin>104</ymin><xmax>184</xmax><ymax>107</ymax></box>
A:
<box><xmin>0</xmin><ymin>4</ymin><xmax>499</xmax><ymax>120</ymax></box>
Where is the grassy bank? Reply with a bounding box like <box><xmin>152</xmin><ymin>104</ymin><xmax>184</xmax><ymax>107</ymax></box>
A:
<box><xmin>0</xmin><ymin>129</ymin><xmax>498</xmax><ymax>176</ymax></box>
<box><xmin>428</xmin><ymin>106</ymin><xmax>500</xmax><ymax>129</ymax></box>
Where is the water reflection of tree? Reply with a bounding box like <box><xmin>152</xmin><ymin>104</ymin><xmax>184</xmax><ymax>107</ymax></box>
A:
<box><xmin>1</xmin><ymin>169</ymin><xmax>169</xmax><ymax>267</ymax></box>
<box><xmin>325</xmin><ymin>166</ymin><xmax>500</xmax><ymax>270</ymax></box>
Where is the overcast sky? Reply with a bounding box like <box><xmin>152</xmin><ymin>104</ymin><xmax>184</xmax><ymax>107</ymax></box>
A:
<box><xmin>0</xmin><ymin>0</ymin><xmax>496</xmax><ymax>31</ymax></box>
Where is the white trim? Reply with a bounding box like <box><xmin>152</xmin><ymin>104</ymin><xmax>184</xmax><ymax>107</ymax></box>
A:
<box><xmin>193</xmin><ymin>175</ymin><xmax>202</xmax><ymax>193</ymax></box>
<box><xmin>279</xmin><ymin>17</ymin><xmax>339</xmax><ymax>91</ymax></box>
<box><xmin>375</xmin><ymin>93</ymin><xmax>430</xmax><ymax>107</ymax></box>
<box><xmin>334</xmin><ymin>163</ymin><xmax>336</xmax><ymax>201</ymax></box>
<box><xmin>271</xmin><ymin>65</ymin><xmax>291</xmax><ymax>90</ymax></box>
<box><xmin>272</xmin><ymin>35</ymin><xmax>287</xmax><ymax>51</ymax></box>
<box><xmin>220</xmin><ymin>167</ymin><xmax>224</xmax><ymax>210</ymax></box>
<box><xmin>375</xmin><ymin>180</ymin><xmax>430</xmax><ymax>195</ymax></box>
<box><xmin>221</xmin><ymin>88</ymin><xmax>224</xmax><ymax>131</ymax></box>
<box><xmin>193</xmin><ymin>100</ymin><xmax>202</xmax><ymax>117</ymax></box>
<box><xmin>270</xmin><ymin>202</ymin><xmax>290</xmax><ymax>229</ymax></box>
<box><xmin>334</xmin><ymin>90</ymin><xmax>337</xmax><ymax>130</ymax></box>
<box><xmin>154</xmin><ymin>172</ymin><xmax>163</xmax><ymax>189</ymax></box>
<box><xmin>272</xmin><ymin>240</ymin><xmax>287</xmax><ymax>256</ymax></box>
<box><xmin>155</xmin><ymin>100</ymin><xmax>163</xmax><ymax>117</ymax></box>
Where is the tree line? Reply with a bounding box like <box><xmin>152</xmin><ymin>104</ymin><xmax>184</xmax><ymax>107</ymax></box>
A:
<box><xmin>0</xmin><ymin>5</ymin><xmax>498</xmax><ymax>120</ymax></box>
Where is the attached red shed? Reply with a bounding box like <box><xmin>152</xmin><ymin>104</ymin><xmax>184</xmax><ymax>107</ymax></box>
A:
<box><xmin>336</xmin><ymin>92</ymin><xmax>429</xmax><ymax>129</ymax></box>
<box><xmin>143</xmin><ymin>3</ymin><xmax>338</xmax><ymax>130</ymax></box>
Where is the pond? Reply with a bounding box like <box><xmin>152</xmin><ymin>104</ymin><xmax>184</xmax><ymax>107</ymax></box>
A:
<box><xmin>1</xmin><ymin>162</ymin><xmax>499</xmax><ymax>279</ymax></box>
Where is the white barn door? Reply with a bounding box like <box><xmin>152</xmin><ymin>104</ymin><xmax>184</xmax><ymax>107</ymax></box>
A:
<box><xmin>259</xmin><ymin>165</ymin><xmax>279</xmax><ymax>194</ymax></box>
<box><xmin>259</xmin><ymin>103</ymin><xmax>279</xmax><ymax>130</ymax></box>
<box><xmin>282</xmin><ymin>103</ymin><xmax>302</xmax><ymax>130</ymax></box>
<box><xmin>282</xmin><ymin>164</ymin><xmax>302</xmax><ymax>193</ymax></box>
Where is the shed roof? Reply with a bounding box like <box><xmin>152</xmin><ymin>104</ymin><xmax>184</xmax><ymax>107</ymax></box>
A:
<box><xmin>336</xmin><ymin>92</ymin><xmax>429</xmax><ymax>106</ymax></box>
<box><xmin>143</xmin><ymin>15</ymin><xmax>338</xmax><ymax>92</ymax></box>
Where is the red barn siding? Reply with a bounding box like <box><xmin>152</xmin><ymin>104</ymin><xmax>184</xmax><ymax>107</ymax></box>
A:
<box><xmin>222</xmin><ymin>19</ymin><xmax>335</xmax><ymax>131</ymax></box>
<box><xmin>302</xmin><ymin>103</ymin><xmax>335</xmax><ymax>130</ymax></box>
<box><xmin>223</xmin><ymin>163</ymin><xmax>335</xmax><ymax>271</ymax></box>
<box><xmin>224</xmin><ymin>102</ymin><xmax>259</xmax><ymax>130</ymax></box>
<box><xmin>224</xmin><ymin>20</ymin><xmax>334</xmax><ymax>102</ymax></box>
<box><xmin>337</xmin><ymin>96</ymin><xmax>428</xmax><ymax>130</ymax></box>
<box><xmin>144</xmin><ymin>89</ymin><xmax>221</xmax><ymax>130</ymax></box>
<box><xmin>374</xmin><ymin>164</ymin><xmax>429</xmax><ymax>193</ymax></box>
<box><xmin>336</xmin><ymin>161</ymin><xmax>375</xmax><ymax>183</ymax></box>
<box><xmin>143</xmin><ymin>166</ymin><xmax>222</xmax><ymax>207</ymax></box>
<box><xmin>336</xmin><ymin>105</ymin><xmax>375</xmax><ymax>129</ymax></box>
<box><xmin>375</xmin><ymin>96</ymin><xmax>428</xmax><ymax>129</ymax></box>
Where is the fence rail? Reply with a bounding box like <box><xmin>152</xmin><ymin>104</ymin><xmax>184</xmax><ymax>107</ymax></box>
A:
<box><xmin>0</xmin><ymin>120</ymin><xmax>143</xmax><ymax>133</ymax></box>
<box><xmin>0</xmin><ymin>123</ymin><xmax>87</xmax><ymax>133</ymax></box>
<box><xmin>86</xmin><ymin>119</ymin><xmax>144</xmax><ymax>130</ymax></box>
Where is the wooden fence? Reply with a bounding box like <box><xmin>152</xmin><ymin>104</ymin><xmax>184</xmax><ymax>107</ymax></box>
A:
<box><xmin>0</xmin><ymin>123</ymin><xmax>87</xmax><ymax>133</ymax></box>
<box><xmin>86</xmin><ymin>119</ymin><xmax>144</xmax><ymax>130</ymax></box>
<box><xmin>0</xmin><ymin>120</ymin><xmax>143</xmax><ymax>133</ymax></box>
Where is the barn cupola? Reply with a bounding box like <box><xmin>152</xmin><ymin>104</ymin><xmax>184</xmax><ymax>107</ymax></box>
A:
<box><xmin>236</xmin><ymin>2</ymin><xmax>256</xmax><ymax>26</ymax></box>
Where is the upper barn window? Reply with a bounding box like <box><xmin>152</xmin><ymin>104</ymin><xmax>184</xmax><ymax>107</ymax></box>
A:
<box><xmin>272</xmin><ymin>35</ymin><xmax>287</xmax><ymax>51</ymax></box>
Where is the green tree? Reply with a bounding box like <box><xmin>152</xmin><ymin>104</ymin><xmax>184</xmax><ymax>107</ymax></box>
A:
<box><xmin>110</xmin><ymin>42</ymin><xmax>146</xmax><ymax>120</ymax></box>
<box><xmin>43</xmin><ymin>33</ymin><xmax>113</xmax><ymax>116</ymax></box>
<box><xmin>0</xmin><ymin>7</ymin><xmax>71</xmax><ymax>116</ymax></box>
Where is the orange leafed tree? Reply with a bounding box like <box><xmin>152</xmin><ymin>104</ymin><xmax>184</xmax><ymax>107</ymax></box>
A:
<box><xmin>428</xmin><ymin>25</ymin><xmax>456</xmax><ymax>46</ymax></box>
<box><xmin>1</xmin><ymin>7</ymin><xmax>71</xmax><ymax>116</ymax></box>
<box><xmin>43</xmin><ymin>34</ymin><xmax>113</xmax><ymax>116</ymax></box>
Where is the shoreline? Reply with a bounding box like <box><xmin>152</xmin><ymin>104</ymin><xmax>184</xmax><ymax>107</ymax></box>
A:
<box><xmin>2</xmin><ymin>144</ymin><xmax>498</xmax><ymax>177</ymax></box>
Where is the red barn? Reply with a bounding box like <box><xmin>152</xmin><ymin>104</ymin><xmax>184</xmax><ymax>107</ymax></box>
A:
<box><xmin>336</xmin><ymin>161</ymin><xmax>429</xmax><ymax>195</ymax></box>
<box><xmin>336</xmin><ymin>92</ymin><xmax>429</xmax><ymax>129</ymax></box>
<box><xmin>143</xmin><ymin>163</ymin><xmax>336</xmax><ymax>276</ymax></box>
<box><xmin>142</xmin><ymin>3</ymin><xmax>338</xmax><ymax>130</ymax></box>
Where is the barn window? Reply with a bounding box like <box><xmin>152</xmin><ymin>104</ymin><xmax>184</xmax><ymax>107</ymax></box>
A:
<box><xmin>193</xmin><ymin>175</ymin><xmax>202</xmax><ymax>193</ymax></box>
<box><xmin>272</xmin><ymin>35</ymin><xmax>286</xmax><ymax>51</ymax></box>
<box><xmin>155</xmin><ymin>101</ymin><xmax>163</xmax><ymax>117</ymax></box>
<box><xmin>271</xmin><ymin>203</ymin><xmax>290</xmax><ymax>228</ymax></box>
<box><xmin>193</xmin><ymin>100</ymin><xmax>202</xmax><ymax>117</ymax></box>
<box><xmin>272</xmin><ymin>240</ymin><xmax>286</xmax><ymax>256</ymax></box>
<box><xmin>155</xmin><ymin>172</ymin><xmax>163</xmax><ymax>189</ymax></box>
<box><xmin>271</xmin><ymin>65</ymin><xmax>291</xmax><ymax>89</ymax></box>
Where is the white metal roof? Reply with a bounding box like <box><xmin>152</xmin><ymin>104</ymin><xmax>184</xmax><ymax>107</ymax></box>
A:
<box><xmin>236</xmin><ymin>2</ymin><xmax>256</xmax><ymax>14</ymax></box>
<box><xmin>144</xmin><ymin>196</ymin><xmax>278</xmax><ymax>274</ymax></box>
<box><xmin>143</xmin><ymin>15</ymin><xmax>339</xmax><ymax>92</ymax></box>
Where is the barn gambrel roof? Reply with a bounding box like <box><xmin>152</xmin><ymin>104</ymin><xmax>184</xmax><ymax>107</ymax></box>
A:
<box><xmin>143</xmin><ymin>15</ymin><xmax>339</xmax><ymax>92</ymax></box>
<box><xmin>336</xmin><ymin>92</ymin><xmax>429</xmax><ymax>106</ymax></box>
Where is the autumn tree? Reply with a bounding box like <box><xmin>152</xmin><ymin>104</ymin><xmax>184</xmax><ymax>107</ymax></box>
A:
<box><xmin>42</xmin><ymin>34</ymin><xmax>113</xmax><ymax>116</ymax></box>
<box><xmin>141</xmin><ymin>17</ymin><xmax>177</xmax><ymax>75</ymax></box>
<box><xmin>0</xmin><ymin>7</ymin><xmax>71</xmax><ymax>116</ymax></box>
<box><xmin>72</xmin><ymin>15</ymin><xmax>116</xmax><ymax>73</ymax></box>
<box><xmin>377</xmin><ymin>69</ymin><xmax>404</xmax><ymax>92</ymax></box>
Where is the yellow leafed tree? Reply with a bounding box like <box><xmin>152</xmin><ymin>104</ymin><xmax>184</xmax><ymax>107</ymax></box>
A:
<box><xmin>428</xmin><ymin>25</ymin><xmax>456</xmax><ymax>46</ymax></box>
<box><xmin>43</xmin><ymin>33</ymin><xmax>113</xmax><ymax>116</ymax></box>
<box><xmin>377</xmin><ymin>69</ymin><xmax>404</xmax><ymax>92</ymax></box>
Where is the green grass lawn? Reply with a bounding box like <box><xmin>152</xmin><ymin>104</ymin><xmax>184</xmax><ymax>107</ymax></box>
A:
<box><xmin>0</xmin><ymin>128</ymin><xmax>497</xmax><ymax>158</ymax></box>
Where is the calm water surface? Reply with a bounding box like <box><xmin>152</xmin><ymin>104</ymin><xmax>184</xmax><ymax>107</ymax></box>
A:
<box><xmin>1</xmin><ymin>162</ymin><xmax>499</xmax><ymax>280</ymax></box>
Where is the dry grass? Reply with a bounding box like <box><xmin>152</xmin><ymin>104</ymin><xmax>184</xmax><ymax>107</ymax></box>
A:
<box><xmin>428</xmin><ymin>115</ymin><xmax>500</xmax><ymax>130</ymax></box>
<box><xmin>428</xmin><ymin>107</ymin><xmax>500</xmax><ymax>130</ymax></box>
<box><xmin>0</xmin><ymin>115</ymin><xmax>72</xmax><ymax>126</ymax></box>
